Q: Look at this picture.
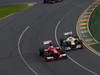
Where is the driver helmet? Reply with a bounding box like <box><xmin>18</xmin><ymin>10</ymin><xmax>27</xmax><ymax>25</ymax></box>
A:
<box><xmin>50</xmin><ymin>45</ymin><xmax>54</xmax><ymax>48</ymax></box>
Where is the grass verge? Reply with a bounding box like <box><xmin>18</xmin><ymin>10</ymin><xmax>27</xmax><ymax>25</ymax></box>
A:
<box><xmin>89</xmin><ymin>5</ymin><xmax>100</xmax><ymax>52</ymax></box>
<box><xmin>0</xmin><ymin>3</ymin><xmax>36</xmax><ymax>19</ymax></box>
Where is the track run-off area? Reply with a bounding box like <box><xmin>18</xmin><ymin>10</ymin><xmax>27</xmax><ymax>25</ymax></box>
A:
<box><xmin>0</xmin><ymin>0</ymin><xmax>100</xmax><ymax>75</ymax></box>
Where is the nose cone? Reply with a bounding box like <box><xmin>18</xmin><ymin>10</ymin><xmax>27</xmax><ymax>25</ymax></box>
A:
<box><xmin>71</xmin><ymin>42</ymin><xmax>75</xmax><ymax>45</ymax></box>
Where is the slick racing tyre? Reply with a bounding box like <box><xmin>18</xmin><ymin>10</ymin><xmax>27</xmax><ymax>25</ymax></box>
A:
<box><xmin>44</xmin><ymin>0</ymin><xmax>48</xmax><ymax>3</ymax></box>
<box><xmin>39</xmin><ymin>48</ymin><xmax>44</xmax><ymax>56</ymax></box>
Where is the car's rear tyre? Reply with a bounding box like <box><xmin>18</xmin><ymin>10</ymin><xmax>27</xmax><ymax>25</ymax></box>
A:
<box><xmin>44</xmin><ymin>0</ymin><xmax>48</xmax><ymax>3</ymax></box>
<box><xmin>60</xmin><ymin>38</ymin><xmax>63</xmax><ymax>46</ymax></box>
<box><xmin>39</xmin><ymin>48</ymin><xmax>44</xmax><ymax>56</ymax></box>
<box><xmin>60</xmin><ymin>38</ymin><xmax>67</xmax><ymax>46</ymax></box>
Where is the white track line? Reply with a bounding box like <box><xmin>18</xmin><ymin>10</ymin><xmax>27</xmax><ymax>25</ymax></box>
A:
<box><xmin>18</xmin><ymin>26</ymin><xmax>38</xmax><ymax>75</ymax></box>
<box><xmin>54</xmin><ymin>17</ymin><xmax>98</xmax><ymax>75</ymax></box>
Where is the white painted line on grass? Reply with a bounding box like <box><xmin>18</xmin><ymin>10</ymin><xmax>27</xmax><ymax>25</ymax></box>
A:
<box><xmin>18</xmin><ymin>26</ymin><xmax>38</xmax><ymax>75</ymax></box>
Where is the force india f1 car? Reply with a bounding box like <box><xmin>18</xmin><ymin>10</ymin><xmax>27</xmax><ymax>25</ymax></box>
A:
<box><xmin>60</xmin><ymin>32</ymin><xmax>83</xmax><ymax>51</ymax></box>
<box><xmin>44</xmin><ymin>0</ymin><xmax>63</xmax><ymax>4</ymax></box>
<box><xmin>39</xmin><ymin>40</ymin><xmax>67</xmax><ymax>61</ymax></box>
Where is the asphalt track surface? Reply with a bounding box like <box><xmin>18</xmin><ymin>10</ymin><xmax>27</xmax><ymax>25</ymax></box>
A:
<box><xmin>0</xmin><ymin>0</ymin><xmax>100</xmax><ymax>75</ymax></box>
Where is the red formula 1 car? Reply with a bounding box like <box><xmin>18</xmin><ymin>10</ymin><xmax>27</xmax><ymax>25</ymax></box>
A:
<box><xmin>39</xmin><ymin>40</ymin><xmax>67</xmax><ymax>61</ymax></box>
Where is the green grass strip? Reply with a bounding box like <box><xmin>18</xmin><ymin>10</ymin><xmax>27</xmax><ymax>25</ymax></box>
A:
<box><xmin>0</xmin><ymin>3</ymin><xmax>35</xmax><ymax>18</ymax></box>
<box><xmin>89</xmin><ymin>5</ymin><xmax>100</xmax><ymax>52</ymax></box>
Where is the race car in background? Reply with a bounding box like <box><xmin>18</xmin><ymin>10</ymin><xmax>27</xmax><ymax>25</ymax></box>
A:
<box><xmin>44</xmin><ymin>0</ymin><xmax>63</xmax><ymax>4</ymax></box>
<box><xmin>39</xmin><ymin>40</ymin><xmax>67</xmax><ymax>61</ymax></box>
<box><xmin>60</xmin><ymin>32</ymin><xmax>83</xmax><ymax>51</ymax></box>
